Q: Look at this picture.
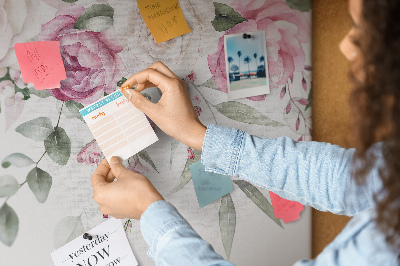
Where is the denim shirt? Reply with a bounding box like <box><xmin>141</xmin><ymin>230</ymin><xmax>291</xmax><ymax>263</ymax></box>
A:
<box><xmin>140</xmin><ymin>124</ymin><xmax>399</xmax><ymax>265</ymax></box>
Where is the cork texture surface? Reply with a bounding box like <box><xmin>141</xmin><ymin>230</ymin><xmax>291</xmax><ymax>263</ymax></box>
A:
<box><xmin>311</xmin><ymin>0</ymin><xmax>354</xmax><ymax>257</ymax></box>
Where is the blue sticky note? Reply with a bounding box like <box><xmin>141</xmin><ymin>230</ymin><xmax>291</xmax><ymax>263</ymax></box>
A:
<box><xmin>189</xmin><ymin>161</ymin><xmax>233</xmax><ymax>208</ymax></box>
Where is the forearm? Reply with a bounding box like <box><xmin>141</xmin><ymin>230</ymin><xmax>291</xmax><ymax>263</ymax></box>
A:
<box><xmin>140</xmin><ymin>200</ymin><xmax>233</xmax><ymax>265</ymax></box>
<box><xmin>201</xmin><ymin>124</ymin><xmax>381</xmax><ymax>216</ymax></box>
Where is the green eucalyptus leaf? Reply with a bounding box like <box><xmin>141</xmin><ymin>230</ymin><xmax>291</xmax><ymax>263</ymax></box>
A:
<box><xmin>305</xmin><ymin>87</ymin><xmax>312</xmax><ymax>111</ymax></box>
<box><xmin>117</xmin><ymin>77</ymin><xmax>127</xmax><ymax>87</ymax></box>
<box><xmin>65</xmin><ymin>100</ymin><xmax>84</xmax><ymax>122</ymax></box>
<box><xmin>53</xmin><ymin>216</ymin><xmax>84</xmax><ymax>249</ymax></box>
<box><xmin>28</xmin><ymin>87</ymin><xmax>52</xmax><ymax>98</ymax></box>
<box><xmin>15</xmin><ymin>117</ymin><xmax>53</xmax><ymax>141</ymax></box>
<box><xmin>214</xmin><ymin>101</ymin><xmax>284</xmax><ymax>127</ymax></box>
<box><xmin>170</xmin><ymin>138</ymin><xmax>180</xmax><ymax>168</ymax></box>
<box><xmin>14</xmin><ymin>87</ymin><xmax>30</xmax><ymax>100</ymax></box>
<box><xmin>0</xmin><ymin>203</ymin><xmax>19</xmax><ymax>246</ymax></box>
<box><xmin>26</xmin><ymin>167</ymin><xmax>52</xmax><ymax>203</ymax></box>
<box><xmin>74</xmin><ymin>4</ymin><xmax>114</xmax><ymax>32</ymax></box>
<box><xmin>286</xmin><ymin>0</ymin><xmax>312</xmax><ymax>12</ymax></box>
<box><xmin>2</xmin><ymin>153</ymin><xmax>34</xmax><ymax>168</ymax></box>
<box><xmin>44</xmin><ymin>127</ymin><xmax>71</xmax><ymax>166</ymax></box>
<box><xmin>63</xmin><ymin>0</ymin><xmax>78</xmax><ymax>2</ymax></box>
<box><xmin>138</xmin><ymin>150</ymin><xmax>159</xmax><ymax>173</ymax></box>
<box><xmin>201</xmin><ymin>77</ymin><xmax>219</xmax><ymax>90</ymax></box>
<box><xmin>0</xmin><ymin>175</ymin><xmax>19</xmax><ymax>197</ymax></box>
<box><xmin>168</xmin><ymin>149</ymin><xmax>201</xmax><ymax>195</ymax></box>
<box><xmin>219</xmin><ymin>193</ymin><xmax>236</xmax><ymax>259</ymax></box>
<box><xmin>233</xmin><ymin>180</ymin><xmax>282</xmax><ymax>228</ymax></box>
<box><xmin>212</xmin><ymin>2</ymin><xmax>248</xmax><ymax>31</ymax></box>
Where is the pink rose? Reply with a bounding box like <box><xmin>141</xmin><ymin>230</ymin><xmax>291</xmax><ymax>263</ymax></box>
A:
<box><xmin>77</xmin><ymin>140</ymin><xmax>102</xmax><ymax>165</ymax></box>
<box><xmin>187</xmin><ymin>148</ymin><xmax>195</xmax><ymax>160</ymax></box>
<box><xmin>208</xmin><ymin>0</ymin><xmax>310</xmax><ymax>101</ymax></box>
<box><xmin>194</xmin><ymin>106</ymin><xmax>202</xmax><ymax>117</ymax></box>
<box><xmin>0</xmin><ymin>0</ymin><xmax>41</xmax><ymax>68</ymax></box>
<box><xmin>39</xmin><ymin>6</ymin><xmax>126</xmax><ymax>104</ymax></box>
<box><xmin>184</xmin><ymin>71</ymin><xmax>197</xmax><ymax>83</ymax></box>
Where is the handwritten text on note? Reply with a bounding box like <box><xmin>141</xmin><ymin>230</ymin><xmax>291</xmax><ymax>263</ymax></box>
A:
<box><xmin>14</xmin><ymin>41</ymin><xmax>66</xmax><ymax>90</ymax></box>
<box><xmin>137</xmin><ymin>0</ymin><xmax>191</xmax><ymax>44</ymax></box>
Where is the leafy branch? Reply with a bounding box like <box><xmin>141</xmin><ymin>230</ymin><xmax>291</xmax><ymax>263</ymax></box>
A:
<box><xmin>0</xmin><ymin>101</ymin><xmax>73</xmax><ymax>246</ymax></box>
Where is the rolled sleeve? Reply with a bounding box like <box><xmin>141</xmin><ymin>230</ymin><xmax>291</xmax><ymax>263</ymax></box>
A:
<box><xmin>201</xmin><ymin>124</ymin><xmax>245</xmax><ymax>176</ymax></box>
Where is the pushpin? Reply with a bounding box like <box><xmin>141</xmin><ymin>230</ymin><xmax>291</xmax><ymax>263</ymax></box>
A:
<box><xmin>242</xmin><ymin>33</ymin><xmax>252</xmax><ymax>39</ymax></box>
<box><xmin>83</xmin><ymin>233</ymin><xmax>95</xmax><ymax>240</ymax></box>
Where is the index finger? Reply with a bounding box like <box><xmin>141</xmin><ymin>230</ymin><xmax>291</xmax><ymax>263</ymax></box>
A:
<box><xmin>91</xmin><ymin>158</ymin><xmax>111</xmax><ymax>189</ymax></box>
<box><xmin>147</xmin><ymin>61</ymin><xmax>178</xmax><ymax>79</ymax></box>
<box><xmin>121</xmin><ymin>68</ymin><xmax>174</xmax><ymax>93</ymax></box>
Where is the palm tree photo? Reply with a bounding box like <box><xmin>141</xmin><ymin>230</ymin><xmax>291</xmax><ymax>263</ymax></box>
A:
<box><xmin>228</xmin><ymin>56</ymin><xmax>233</xmax><ymax>74</ymax></box>
<box><xmin>237</xmin><ymin>51</ymin><xmax>242</xmax><ymax>76</ymax></box>
<box><xmin>244</xmin><ymin>56</ymin><xmax>251</xmax><ymax>77</ymax></box>
<box><xmin>253</xmin><ymin>53</ymin><xmax>258</xmax><ymax>72</ymax></box>
<box><xmin>260</xmin><ymin>55</ymin><xmax>266</xmax><ymax>71</ymax></box>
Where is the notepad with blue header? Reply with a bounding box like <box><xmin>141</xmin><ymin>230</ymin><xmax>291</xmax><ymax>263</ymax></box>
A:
<box><xmin>80</xmin><ymin>90</ymin><xmax>158</xmax><ymax>162</ymax></box>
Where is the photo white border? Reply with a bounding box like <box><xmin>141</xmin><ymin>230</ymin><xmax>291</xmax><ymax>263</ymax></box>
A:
<box><xmin>224</xmin><ymin>31</ymin><xmax>270</xmax><ymax>100</ymax></box>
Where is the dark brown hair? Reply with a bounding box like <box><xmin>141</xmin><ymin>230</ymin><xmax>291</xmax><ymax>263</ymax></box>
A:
<box><xmin>350</xmin><ymin>0</ymin><xmax>400</xmax><ymax>253</ymax></box>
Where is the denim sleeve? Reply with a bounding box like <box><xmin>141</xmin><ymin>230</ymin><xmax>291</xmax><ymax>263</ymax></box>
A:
<box><xmin>201</xmin><ymin>124</ymin><xmax>383</xmax><ymax>216</ymax></box>
<box><xmin>140</xmin><ymin>200</ymin><xmax>234</xmax><ymax>265</ymax></box>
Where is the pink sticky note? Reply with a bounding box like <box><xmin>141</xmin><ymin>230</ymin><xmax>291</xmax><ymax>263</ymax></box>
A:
<box><xmin>14</xmin><ymin>41</ymin><xmax>66</xmax><ymax>90</ymax></box>
<box><xmin>269</xmin><ymin>191</ymin><xmax>304</xmax><ymax>224</ymax></box>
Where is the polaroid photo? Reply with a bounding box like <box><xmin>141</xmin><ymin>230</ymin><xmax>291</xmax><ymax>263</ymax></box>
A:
<box><xmin>224</xmin><ymin>31</ymin><xmax>270</xmax><ymax>100</ymax></box>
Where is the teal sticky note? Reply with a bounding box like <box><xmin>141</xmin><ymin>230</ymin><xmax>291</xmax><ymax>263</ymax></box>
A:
<box><xmin>189</xmin><ymin>161</ymin><xmax>233</xmax><ymax>208</ymax></box>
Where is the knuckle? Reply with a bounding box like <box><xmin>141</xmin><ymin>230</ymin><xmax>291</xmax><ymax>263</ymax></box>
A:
<box><xmin>170</xmin><ymin>78</ymin><xmax>181</xmax><ymax>88</ymax></box>
<box><xmin>94</xmin><ymin>190</ymin><xmax>103</xmax><ymax>203</ymax></box>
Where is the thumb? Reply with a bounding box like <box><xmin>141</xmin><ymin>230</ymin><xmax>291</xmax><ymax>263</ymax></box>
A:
<box><xmin>109</xmin><ymin>156</ymin><xmax>128</xmax><ymax>178</ymax></box>
<box><xmin>122</xmin><ymin>89</ymin><xmax>156</xmax><ymax>116</ymax></box>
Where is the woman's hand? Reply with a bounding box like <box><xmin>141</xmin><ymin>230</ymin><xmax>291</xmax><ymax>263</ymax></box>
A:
<box><xmin>91</xmin><ymin>157</ymin><xmax>164</xmax><ymax>220</ymax></box>
<box><xmin>121</xmin><ymin>61</ymin><xmax>207</xmax><ymax>151</ymax></box>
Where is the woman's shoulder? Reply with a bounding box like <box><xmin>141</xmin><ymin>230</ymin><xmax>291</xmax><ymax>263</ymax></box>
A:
<box><xmin>324</xmin><ymin>209</ymin><xmax>399</xmax><ymax>265</ymax></box>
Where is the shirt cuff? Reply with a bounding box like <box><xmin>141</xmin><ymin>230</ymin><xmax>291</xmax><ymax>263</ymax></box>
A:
<box><xmin>140</xmin><ymin>200</ymin><xmax>192</xmax><ymax>260</ymax></box>
<box><xmin>201</xmin><ymin>124</ymin><xmax>245</xmax><ymax>176</ymax></box>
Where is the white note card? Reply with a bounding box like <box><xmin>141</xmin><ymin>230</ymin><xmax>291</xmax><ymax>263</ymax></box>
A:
<box><xmin>51</xmin><ymin>218</ymin><xmax>138</xmax><ymax>266</ymax></box>
<box><xmin>80</xmin><ymin>90</ymin><xmax>158</xmax><ymax>162</ymax></box>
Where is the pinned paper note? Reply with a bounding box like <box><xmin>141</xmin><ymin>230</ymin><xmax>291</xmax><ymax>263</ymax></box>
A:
<box><xmin>14</xmin><ymin>41</ymin><xmax>66</xmax><ymax>90</ymax></box>
<box><xmin>269</xmin><ymin>191</ymin><xmax>304</xmax><ymax>224</ymax></box>
<box><xmin>80</xmin><ymin>90</ymin><xmax>158</xmax><ymax>162</ymax></box>
<box><xmin>189</xmin><ymin>161</ymin><xmax>233</xmax><ymax>208</ymax></box>
<box><xmin>137</xmin><ymin>0</ymin><xmax>191</xmax><ymax>43</ymax></box>
<box><xmin>51</xmin><ymin>218</ymin><xmax>138</xmax><ymax>266</ymax></box>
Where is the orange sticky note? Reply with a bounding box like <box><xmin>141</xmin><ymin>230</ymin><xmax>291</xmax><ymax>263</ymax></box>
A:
<box><xmin>14</xmin><ymin>41</ymin><xmax>66</xmax><ymax>90</ymax></box>
<box><xmin>137</xmin><ymin>0</ymin><xmax>191</xmax><ymax>44</ymax></box>
<box><xmin>269</xmin><ymin>191</ymin><xmax>304</xmax><ymax>224</ymax></box>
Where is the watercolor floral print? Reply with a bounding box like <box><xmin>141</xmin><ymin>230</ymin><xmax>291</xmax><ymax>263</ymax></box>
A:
<box><xmin>0</xmin><ymin>0</ymin><xmax>311</xmax><ymax>263</ymax></box>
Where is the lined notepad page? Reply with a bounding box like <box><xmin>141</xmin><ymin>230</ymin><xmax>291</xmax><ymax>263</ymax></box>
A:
<box><xmin>80</xmin><ymin>90</ymin><xmax>158</xmax><ymax>162</ymax></box>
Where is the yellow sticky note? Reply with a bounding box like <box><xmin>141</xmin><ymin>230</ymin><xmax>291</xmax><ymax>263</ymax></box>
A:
<box><xmin>137</xmin><ymin>0</ymin><xmax>191</xmax><ymax>44</ymax></box>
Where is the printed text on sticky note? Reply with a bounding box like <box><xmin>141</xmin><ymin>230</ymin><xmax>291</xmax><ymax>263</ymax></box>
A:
<box><xmin>51</xmin><ymin>218</ymin><xmax>138</xmax><ymax>266</ymax></box>
<box><xmin>189</xmin><ymin>161</ymin><xmax>233</xmax><ymax>208</ymax></box>
<box><xmin>137</xmin><ymin>0</ymin><xmax>191</xmax><ymax>44</ymax></box>
<box><xmin>269</xmin><ymin>191</ymin><xmax>304</xmax><ymax>224</ymax></box>
<box><xmin>14</xmin><ymin>41</ymin><xmax>66</xmax><ymax>90</ymax></box>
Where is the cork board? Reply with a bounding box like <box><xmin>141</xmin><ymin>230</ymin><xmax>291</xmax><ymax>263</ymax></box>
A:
<box><xmin>312</xmin><ymin>0</ymin><xmax>354</xmax><ymax>257</ymax></box>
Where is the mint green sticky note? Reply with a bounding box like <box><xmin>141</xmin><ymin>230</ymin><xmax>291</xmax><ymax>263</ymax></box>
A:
<box><xmin>189</xmin><ymin>161</ymin><xmax>233</xmax><ymax>208</ymax></box>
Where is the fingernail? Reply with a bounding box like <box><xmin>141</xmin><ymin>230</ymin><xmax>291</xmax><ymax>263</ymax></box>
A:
<box><xmin>110</xmin><ymin>156</ymin><xmax>122</xmax><ymax>165</ymax></box>
<box><xmin>124</xmin><ymin>89</ymin><xmax>133</xmax><ymax>100</ymax></box>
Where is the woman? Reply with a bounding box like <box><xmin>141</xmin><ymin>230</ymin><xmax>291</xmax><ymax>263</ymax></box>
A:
<box><xmin>91</xmin><ymin>0</ymin><xmax>400</xmax><ymax>264</ymax></box>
